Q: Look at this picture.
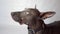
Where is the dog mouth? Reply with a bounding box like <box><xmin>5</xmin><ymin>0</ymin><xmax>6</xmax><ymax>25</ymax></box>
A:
<box><xmin>18</xmin><ymin>20</ymin><xmax>33</xmax><ymax>26</ymax></box>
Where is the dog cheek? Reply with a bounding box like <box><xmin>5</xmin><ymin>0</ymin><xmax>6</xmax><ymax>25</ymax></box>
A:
<box><xmin>19</xmin><ymin>18</ymin><xmax>26</xmax><ymax>24</ymax></box>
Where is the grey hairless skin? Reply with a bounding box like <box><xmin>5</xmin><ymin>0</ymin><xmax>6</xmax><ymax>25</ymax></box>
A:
<box><xmin>11</xmin><ymin>7</ymin><xmax>60</xmax><ymax>34</ymax></box>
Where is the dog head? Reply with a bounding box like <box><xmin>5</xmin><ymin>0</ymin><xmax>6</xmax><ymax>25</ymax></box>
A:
<box><xmin>11</xmin><ymin>8</ymin><xmax>56</xmax><ymax>26</ymax></box>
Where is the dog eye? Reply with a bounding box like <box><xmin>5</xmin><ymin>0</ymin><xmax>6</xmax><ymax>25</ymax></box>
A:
<box><xmin>26</xmin><ymin>12</ymin><xmax>29</xmax><ymax>14</ymax></box>
<box><xmin>24</xmin><ymin>12</ymin><xmax>29</xmax><ymax>15</ymax></box>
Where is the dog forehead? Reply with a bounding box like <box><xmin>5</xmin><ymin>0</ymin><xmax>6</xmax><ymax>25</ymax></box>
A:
<box><xmin>20</xmin><ymin>11</ymin><xmax>31</xmax><ymax>17</ymax></box>
<box><xmin>20</xmin><ymin>8</ymin><xmax>40</xmax><ymax>17</ymax></box>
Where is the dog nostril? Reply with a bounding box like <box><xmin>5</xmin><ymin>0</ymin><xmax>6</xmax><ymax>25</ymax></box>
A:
<box><xmin>26</xmin><ymin>22</ymin><xmax>29</xmax><ymax>25</ymax></box>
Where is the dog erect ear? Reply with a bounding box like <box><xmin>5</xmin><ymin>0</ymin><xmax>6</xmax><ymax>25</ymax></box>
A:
<box><xmin>40</xmin><ymin>11</ymin><xmax>56</xmax><ymax>19</ymax></box>
<box><xmin>11</xmin><ymin>12</ymin><xmax>21</xmax><ymax>22</ymax></box>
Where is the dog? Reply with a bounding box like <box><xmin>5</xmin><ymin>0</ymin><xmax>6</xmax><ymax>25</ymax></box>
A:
<box><xmin>11</xmin><ymin>7</ymin><xmax>60</xmax><ymax>34</ymax></box>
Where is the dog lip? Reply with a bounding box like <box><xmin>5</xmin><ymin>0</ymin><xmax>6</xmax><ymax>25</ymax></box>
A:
<box><xmin>19</xmin><ymin>21</ymin><xmax>23</xmax><ymax>24</ymax></box>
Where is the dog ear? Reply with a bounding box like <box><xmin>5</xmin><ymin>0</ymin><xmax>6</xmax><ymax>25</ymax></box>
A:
<box><xmin>11</xmin><ymin>12</ymin><xmax>21</xmax><ymax>22</ymax></box>
<box><xmin>40</xmin><ymin>11</ymin><xmax>56</xmax><ymax>19</ymax></box>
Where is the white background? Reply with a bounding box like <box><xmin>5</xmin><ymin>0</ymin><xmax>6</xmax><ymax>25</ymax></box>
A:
<box><xmin>0</xmin><ymin>0</ymin><xmax>60</xmax><ymax>34</ymax></box>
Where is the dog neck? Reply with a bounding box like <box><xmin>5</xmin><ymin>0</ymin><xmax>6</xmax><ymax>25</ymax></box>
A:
<box><xmin>28</xmin><ymin>23</ymin><xmax>46</xmax><ymax>34</ymax></box>
<box><xmin>28</xmin><ymin>27</ymin><xmax>45</xmax><ymax>34</ymax></box>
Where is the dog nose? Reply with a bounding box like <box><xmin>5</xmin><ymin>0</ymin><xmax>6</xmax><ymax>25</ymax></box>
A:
<box><xmin>11</xmin><ymin>12</ymin><xmax>17</xmax><ymax>16</ymax></box>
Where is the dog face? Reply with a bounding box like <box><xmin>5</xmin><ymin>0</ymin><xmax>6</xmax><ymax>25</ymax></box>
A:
<box><xmin>11</xmin><ymin>8</ymin><xmax>55</xmax><ymax>26</ymax></box>
<box><xmin>11</xmin><ymin>8</ymin><xmax>40</xmax><ymax>25</ymax></box>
